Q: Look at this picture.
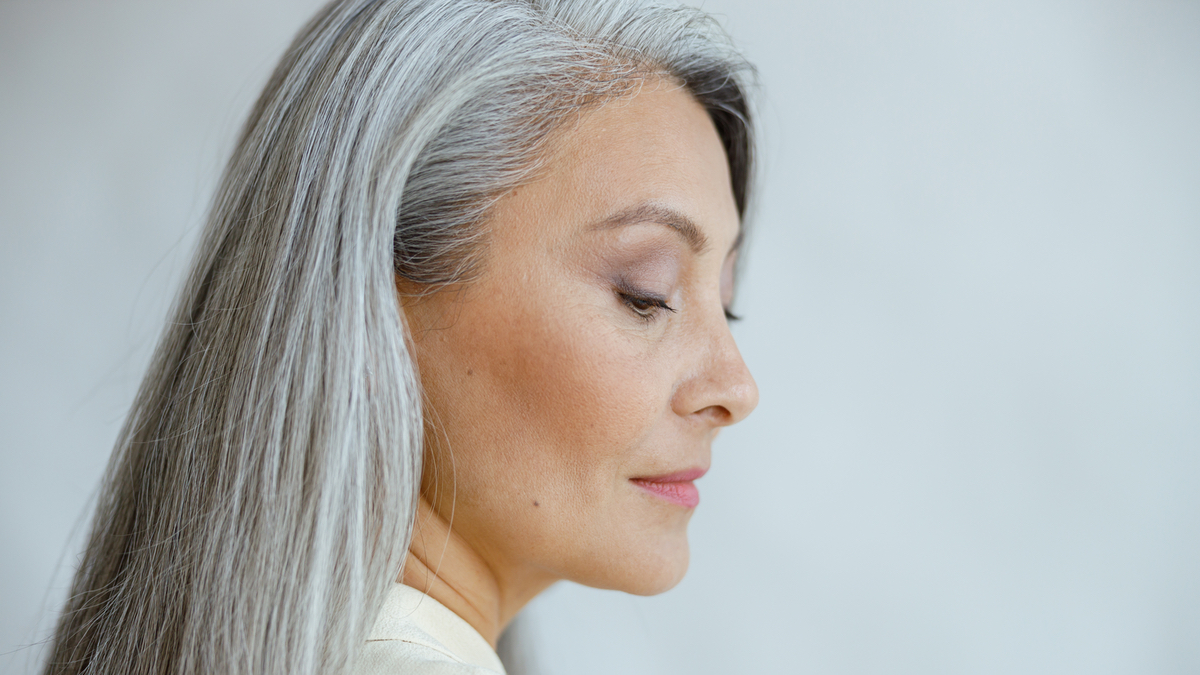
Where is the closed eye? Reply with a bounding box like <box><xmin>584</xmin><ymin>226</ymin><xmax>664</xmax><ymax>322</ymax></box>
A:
<box><xmin>619</xmin><ymin>290</ymin><xmax>675</xmax><ymax>321</ymax></box>
<box><xmin>613</xmin><ymin>278</ymin><xmax>676</xmax><ymax>322</ymax></box>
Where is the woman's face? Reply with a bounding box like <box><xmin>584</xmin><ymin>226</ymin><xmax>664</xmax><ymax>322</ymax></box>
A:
<box><xmin>403</xmin><ymin>81</ymin><xmax>758</xmax><ymax>596</ymax></box>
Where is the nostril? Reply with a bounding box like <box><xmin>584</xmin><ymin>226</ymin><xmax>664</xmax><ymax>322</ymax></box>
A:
<box><xmin>697</xmin><ymin>404</ymin><xmax>734</xmax><ymax>426</ymax></box>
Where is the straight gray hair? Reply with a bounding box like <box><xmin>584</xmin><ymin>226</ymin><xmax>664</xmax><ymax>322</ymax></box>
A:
<box><xmin>43</xmin><ymin>1</ymin><xmax>754</xmax><ymax>674</ymax></box>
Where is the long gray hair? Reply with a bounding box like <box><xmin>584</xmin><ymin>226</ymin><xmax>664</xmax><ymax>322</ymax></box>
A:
<box><xmin>43</xmin><ymin>1</ymin><xmax>753</xmax><ymax>673</ymax></box>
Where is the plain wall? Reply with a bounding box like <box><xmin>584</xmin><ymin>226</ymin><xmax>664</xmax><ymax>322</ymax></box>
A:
<box><xmin>1</xmin><ymin>1</ymin><xmax>1197</xmax><ymax>673</ymax></box>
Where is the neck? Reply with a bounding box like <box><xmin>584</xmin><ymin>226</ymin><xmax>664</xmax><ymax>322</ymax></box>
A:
<box><xmin>400</xmin><ymin>497</ymin><xmax>555</xmax><ymax>647</ymax></box>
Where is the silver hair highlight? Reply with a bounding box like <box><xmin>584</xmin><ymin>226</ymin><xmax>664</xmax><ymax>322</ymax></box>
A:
<box><xmin>43</xmin><ymin>1</ymin><xmax>754</xmax><ymax>674</ymax></box>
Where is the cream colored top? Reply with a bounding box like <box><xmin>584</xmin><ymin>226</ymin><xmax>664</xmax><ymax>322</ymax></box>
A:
<box><xmin>358</xmin><ymin>583</ymin><xmax>507</xmax><ymax>675</ymax></box>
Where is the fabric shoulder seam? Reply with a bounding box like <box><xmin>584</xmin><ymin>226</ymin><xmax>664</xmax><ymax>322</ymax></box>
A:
<box><xmin>363</xmin><ymin>637</ymin><xmax>467</xmax><ymax>664</ymax></box>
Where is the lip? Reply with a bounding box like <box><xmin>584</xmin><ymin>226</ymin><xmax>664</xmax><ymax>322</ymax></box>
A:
<box><xmin>630</xmin><ymin>467</ymin><xmax>707</xmax><ymax>509</ymax></box>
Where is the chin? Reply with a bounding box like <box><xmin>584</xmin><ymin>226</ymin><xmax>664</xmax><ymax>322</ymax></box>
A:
<box><xmin>627</xmin><ymin>565</ymin><xmax>690</xmax><ymax>596</ymax></box>
<box><xmin>578</xmin><ymin>529</ymin><xmax>692</xmax><ymax>596</ymax></box>
<box><xmin>627</xmin><ymin>546</ymin><xmax>691</xmax><ymax>596</ymax></box>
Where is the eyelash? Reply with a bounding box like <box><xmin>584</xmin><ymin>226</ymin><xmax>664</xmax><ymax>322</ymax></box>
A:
<box><xmin>612</xmin><ymin>278</ymin><xmax>674</xmax><ymax>322</ymax></box>
<box><xmin>618</xmin><ymin>289</ymin><xmax>676</xmax><ymax>321</ymax></box>
<box><xmin>614</xmin><ymin>282</ymin><xmax>743</xmax><ymax>323</ymax></box>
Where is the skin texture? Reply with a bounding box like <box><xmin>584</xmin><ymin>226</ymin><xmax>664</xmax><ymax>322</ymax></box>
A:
<box><xmin>398</xmin><ymin>81</ymin><xmax>758</xmax><ymax>647</ymax></box>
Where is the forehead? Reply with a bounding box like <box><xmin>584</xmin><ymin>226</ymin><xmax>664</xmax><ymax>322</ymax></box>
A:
<box><xmin>489</xmin><ymin>81</ymin><xmax>741</xmax><ymax>255</ymax></box>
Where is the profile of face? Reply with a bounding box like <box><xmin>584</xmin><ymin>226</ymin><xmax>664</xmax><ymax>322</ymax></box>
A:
<box><xmin>402</xmin><ymin>81</ymin><xmax>758</xmax><ymax>601</ymax></box>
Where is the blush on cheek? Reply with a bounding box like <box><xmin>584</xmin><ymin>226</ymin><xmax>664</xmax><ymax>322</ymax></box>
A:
<box><xmin>426</xmin><ymin>275</ymin><xmax>673</xmax><ymax>586</ymax></box>
<box><xmin>497</xmin><ymin>294</ymin><xmax>662</xmax><ymax>472</ymax></box>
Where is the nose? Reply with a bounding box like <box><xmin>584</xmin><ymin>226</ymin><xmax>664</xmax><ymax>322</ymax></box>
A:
<box><xmin>671</xmin><ymin>318</ymin><xmax>759</xmax><ymax>428</ymax></box>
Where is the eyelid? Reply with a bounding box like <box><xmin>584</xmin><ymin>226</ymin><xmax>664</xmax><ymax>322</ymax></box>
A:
<box><xmin>613</xmin><ymin>275</ymin><xmax>741</xmax><ymax>323</ymax></box>
<box><xmin>613</xmin><ymin>278</ymin><xmax>676</xmax><ymax>320</ymax></box>
<box><xmin>622</xmin><ymin>291</ymin><xmax>675</xmax><ymax>313</ymax></box>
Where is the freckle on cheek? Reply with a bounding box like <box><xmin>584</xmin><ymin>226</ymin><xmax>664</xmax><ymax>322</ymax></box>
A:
<box><xmin>533</xmin><ymin>500</ymin><xmax>539</xmax><ymax>507</ymax></box>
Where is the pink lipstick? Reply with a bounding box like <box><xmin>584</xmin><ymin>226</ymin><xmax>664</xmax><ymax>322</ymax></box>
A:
<box><xmin>630</xmin><ymin>467</ymin><xmax>706</xmax><ymax>509</ymax></box>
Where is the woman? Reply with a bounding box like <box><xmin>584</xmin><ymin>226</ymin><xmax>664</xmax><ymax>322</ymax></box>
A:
<box><xmin>43</xmin><ymin>1</ymin><xmax>757</xmax><ymax>673</ymax></box>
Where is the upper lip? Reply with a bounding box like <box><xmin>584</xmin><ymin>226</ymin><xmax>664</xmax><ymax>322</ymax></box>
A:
<box><xmin>630</xmin><ymin>466</ymin><xmax>708</xmax><ymax>483</ymax></box>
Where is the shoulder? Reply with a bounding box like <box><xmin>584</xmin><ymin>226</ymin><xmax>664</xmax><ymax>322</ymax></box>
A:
<box><xmin>356</xmin><ymin>583</ymin><xmax>507</xmax><ymax>675</ymax></box>
<box><xmin>357</xmin><ymin>638</ymin><xmax>505</xmax><ymax>675</ymax></box>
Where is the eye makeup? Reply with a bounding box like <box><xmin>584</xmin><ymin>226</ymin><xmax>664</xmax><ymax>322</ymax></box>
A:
<box><xmin>582</xmin><ymin>218</ymin><xmax>739</xmax><ymax>326</ymax></box>
<box><xmin>613</xmin><ymin>276</ymin><xmax>677</xmax><ymax>322</ymax></box>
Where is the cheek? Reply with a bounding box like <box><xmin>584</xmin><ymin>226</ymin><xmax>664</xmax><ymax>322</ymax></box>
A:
<box><xmin>484</xmin><ymin>295</ymin><xmax>663</xmax><ymax>491</ymax></box>
<box><xmin>414</xmin><ymin>267</ymin><xmax>686</xmax><ymax>588</ymax></box>
<box><xmin>417</xmin><ymin>277</ymin><xmax>669</xmax><ymax>523</ymax></box>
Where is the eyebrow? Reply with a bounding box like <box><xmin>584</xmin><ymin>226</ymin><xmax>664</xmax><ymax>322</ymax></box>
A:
<box><xmin>591</xmin><ymin>203</ymin><xmax>712</xmax><ymax>254</ymax></box>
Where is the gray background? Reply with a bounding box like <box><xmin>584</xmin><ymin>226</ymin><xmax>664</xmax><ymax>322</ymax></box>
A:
<box><xmin>2</xmin><ymin>1</ymin><xmax>1197</xmax><ymax>673</ymax></box>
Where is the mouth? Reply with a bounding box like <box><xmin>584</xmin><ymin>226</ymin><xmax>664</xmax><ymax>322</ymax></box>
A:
<box><xmin>630</xmin><ymin>467</ymin><xmax>707</xmax><ymax>509</ymax></box>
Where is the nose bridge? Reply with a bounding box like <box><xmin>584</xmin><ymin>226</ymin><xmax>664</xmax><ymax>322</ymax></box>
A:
<box><xmin>674</xmin><ymin>308</ymin><xmax>759</xmax><ymax>426</ymax></box>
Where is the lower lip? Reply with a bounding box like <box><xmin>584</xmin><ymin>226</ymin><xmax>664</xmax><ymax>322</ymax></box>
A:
<box><xmin>631</xmin><ymin>479</ymin><xmax>700</xmax><ymax>508</ymax></box>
